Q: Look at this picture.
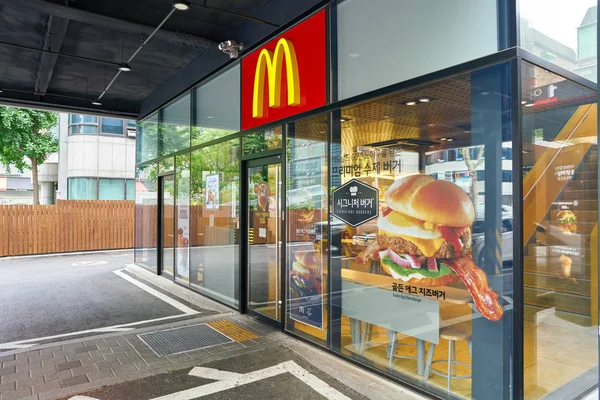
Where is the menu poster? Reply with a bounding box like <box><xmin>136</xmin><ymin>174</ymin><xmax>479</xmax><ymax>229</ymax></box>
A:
<box><xmin>332</xmin><ymin>179</ymin><xmax>379</xmax><ymax>227</ymax></box>
<box><xmin>289</xmin><ymin>250</ymin><xmax>324</xmax><ymax>329</ymax></box>
<box><xmin>206</xmin><ymin>174</ymin><xmax>220</xmax><ymax>209</ymax></box>
<box><xmin>176</xmin><ymin>171</ymin><xmax>190</xmax><ymax>278</ymax></box>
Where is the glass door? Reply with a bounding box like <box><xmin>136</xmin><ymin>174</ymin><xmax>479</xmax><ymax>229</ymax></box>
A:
<box><xmin>247</xmin><ymin>157</ymin><xmax>282</xmax><ymax>322</ymax></box>
<box><xmin>160</xmin><ymin>175</ymin><xmax>175</xmax><ymax>277</ymax></box>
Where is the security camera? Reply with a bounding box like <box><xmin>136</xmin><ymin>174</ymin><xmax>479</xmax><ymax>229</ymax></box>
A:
<box><xmin>218</xmin><ymin>40</ymin><xmax>244</xmax><ymax>59</ymax></box>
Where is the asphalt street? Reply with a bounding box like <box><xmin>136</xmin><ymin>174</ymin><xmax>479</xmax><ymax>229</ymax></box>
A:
<box><xmin>60</xmin><ymin>346</ymin><xmax>368</xmax><ymax>400</ymax></box>
<box><xmin>0</xmin><ymin>252</ymin><xmax>186</xmax><ymax>346</ymax></box>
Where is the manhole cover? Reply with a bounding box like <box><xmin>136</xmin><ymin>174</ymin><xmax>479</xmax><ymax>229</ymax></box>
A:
<box><xmin>71</xmin><ymin>261</ymin><xmax>108</xmax><ymax>266</ymax></box>
<box><xmin>138</xmin><ymin>324</ymin><xmax>233</xmax><ymax>356</ymax></box>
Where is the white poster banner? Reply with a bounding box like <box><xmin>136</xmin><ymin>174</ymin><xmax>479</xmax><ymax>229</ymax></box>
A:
<box><xmin>206</xmin><ymin>174</ymin><xmax>220</xmax><ymax>209</ymax></box>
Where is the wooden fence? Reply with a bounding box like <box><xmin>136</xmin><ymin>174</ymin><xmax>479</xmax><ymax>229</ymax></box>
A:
<box><xmin>0</xmin><ymin>200</ymin><xmax>134</xmax><ymax>257</ymax></box>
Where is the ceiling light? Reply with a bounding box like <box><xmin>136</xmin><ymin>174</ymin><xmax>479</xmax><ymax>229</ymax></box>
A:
<box><xmin>118</xmin><ymin>63</ymin><xmax>132</xmax><ymax>72</ymax></box>
<box><xmin>340</xmin><ymin>118</ymin><xmax>346</xmax><ymax>122</ymax></box>
<box><xmin>349</xmin><ymin>53</ymin><xmax>360</xmax><ymax>58</ymax></box>
<box><xmin>525</xmin><ymin>103</ymin><xmax>535</xmax><ymax>107</ymax></box>
<box><xmin>440</xmin><ymin>137</ymin><xmax>447</xmax><ymax>141</ymax></box>
<box><xmin>419</xmin><ymin>98</ymin><xmax>430</xmax><ymax>103</ymax></box>
<box><xmin>521</xmin><ymin>100</ymin><xmax>527</xmax><ymax>105</ymax></box>
<box><xmin>405</xmin><ymin>101</ymin><xmax>417</xmax><ymax>106</ymax></box>
<box><xmin>0</xmin><ymin>89</ymin><xmax>3</xmax><ymax>93</ymax></box>
<box><xmin>173</xmin><ymin>0</ymin><xmax>190</xmax><ymax>11</ymax></box>
<box><xmin>446</xmin><ymin>138</ymin><xmax>454</xmax><ymax>142</ymax></box>
<box><xmin>383</xmin><ymin>115</ymin><xmax>390</xmax><ymax>119</ymax></box>
<box><xmin>481</xmin><ymin>91</ymin><xmax>490</xmax><ymax>96</ymax></box>
<box><xmin>428</xmin><ymin>124</ymin><xmax>435</xmax><ymax>127</ymax></box>
<box><xmin>206</xmin><ymin>116</ymin><xmax>214</xmax><ymax>119</ymax></box>
<box><xmin>91</xmin><ymin>100</ymin><xmax>102</xmax><ymax>106</ymax></box>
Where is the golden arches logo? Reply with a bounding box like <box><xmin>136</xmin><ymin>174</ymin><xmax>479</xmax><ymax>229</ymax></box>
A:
<box><xmin>252</xmin><ymin>38</ymin><xmax>300</xmax><ymax>118</ymax></box>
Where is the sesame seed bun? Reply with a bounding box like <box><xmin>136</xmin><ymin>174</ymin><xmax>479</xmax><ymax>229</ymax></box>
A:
<box><xmin>385</xmin><ymin>174</ymin><xmax>475</xmax><ymax>227</ymax></box>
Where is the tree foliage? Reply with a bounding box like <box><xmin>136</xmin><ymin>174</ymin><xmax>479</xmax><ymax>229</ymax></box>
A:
<box><xmin>0</xmin><ymin>107</ymin><xmax>58</xmax><ymax>172</ymax></box>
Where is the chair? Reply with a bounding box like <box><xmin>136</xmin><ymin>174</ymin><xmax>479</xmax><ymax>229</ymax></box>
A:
<box><xmin>387</xmin><ymin>330</ymin><xmax>419</xmax><ymax>368</ymax></box>
<box><xmin>424</xmin><ymin>323</ymin><xmax>472</xmax><ymax>392</ymax></box>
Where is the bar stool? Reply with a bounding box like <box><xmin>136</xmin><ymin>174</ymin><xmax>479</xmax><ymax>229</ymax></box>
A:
<box><xmin>424</xmin><ymin>323</ymin><xmax>472</xmax><ymax>392</ymax></box>
<box><xmin>387</xmin><ymin>330</ymin><xmax>419</xmax><ymax>368</ymax></box>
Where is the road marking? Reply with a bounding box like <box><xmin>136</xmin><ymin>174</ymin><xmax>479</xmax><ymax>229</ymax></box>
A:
<box><xmin>0</xmin><ymin>344</ymin><xmax>36</xmax><ymax>350</ymax></box>
<box><xmin>188</xmin><ymin>366</ymin><xmax>243</xmax><ymax>380</ymax></box>
<box><xmin>0</xmin><ymin>313</ymin><xmax>197</xmax><ymax>348</ymax></box>
<box><xmin>113</xmin><ymin>269</ymin><xmax>196</xmax><ymax>315</ymax></box>
<box><xmin>71</xmin><ymin>261</ymin><xmax>108</xmax><ymax>266</ymax></box>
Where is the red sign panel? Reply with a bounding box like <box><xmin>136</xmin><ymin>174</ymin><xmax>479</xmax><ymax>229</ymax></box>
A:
<box><xmin>241</xmin><ymin>10</ymin><xmax>327</xmax><ymax>131</ymax></box>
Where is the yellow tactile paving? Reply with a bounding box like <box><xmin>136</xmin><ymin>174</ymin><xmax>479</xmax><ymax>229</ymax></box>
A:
<box><xmin>207</xmin><ymin>320</ymin><xmax>260</xmax><ymax>342</ymax></box>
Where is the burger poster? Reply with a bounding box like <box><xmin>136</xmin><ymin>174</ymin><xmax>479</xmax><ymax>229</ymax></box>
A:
<box><xmin>289</xmin><ymin>250</ymin><xmax>324</xmax><ymax>328</ymax></box>
<box><xmin>355</xmin><ymin>174</ymin><xmax>504</xmax><ymax>322</ymax></box>
<box><xmin>176</xmin><ymin>171</ymin><xmax>190</xmax><ymax>279</ymax></box>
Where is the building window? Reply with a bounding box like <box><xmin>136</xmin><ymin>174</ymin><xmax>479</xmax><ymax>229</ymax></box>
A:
<box><xmin>101</xmin><ymin>118</ymin><xmax>124</xmax><ymax>135</ymax></box>
<box><xmin>68</xmin><ymin>178</ymin><xmax>97</xmax><ymax>199</ymax></box>
<box><xmin>126</xmin><ymin>179</ymin><xmax>135</xmax><ymax>200</ymax></box>
<box><xmin>98</xmin><ymin>178</ymin><xmax>125</xmax><ymax>200</ymax></box>
<box><xmin>68</xmin><ymin>114</ymin><xmax>98</xmax><ymax>135</ymax></box>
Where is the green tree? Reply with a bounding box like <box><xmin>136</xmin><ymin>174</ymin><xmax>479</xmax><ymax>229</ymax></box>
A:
<box><xmin>0</xmin><ymin>107</ymin><xmax>58</xmax><ymax>205</ymax></box>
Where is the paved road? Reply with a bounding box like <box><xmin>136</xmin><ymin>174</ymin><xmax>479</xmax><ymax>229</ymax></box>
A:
<box><xmin>0</xmin><ymin>252</ymin><xmax>188</xmax><ymax>346</ymax></box>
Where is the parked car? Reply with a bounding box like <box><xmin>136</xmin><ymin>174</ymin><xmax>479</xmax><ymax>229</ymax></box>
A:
<box><xmin>471</xmin><ymin>212</ymin><xmax>513</xmax><ymax>274</ymax></box>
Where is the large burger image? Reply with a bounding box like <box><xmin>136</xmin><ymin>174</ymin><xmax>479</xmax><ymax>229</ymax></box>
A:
<box><xmin>557</xmin><ymin>210</ymin><xmax>577</xmax><ymax>234</ymax></box>
<box><xmin>290</xmin><ymin>251</ymin><xmax>322</xmax><ymax>295</ymax></box>
<box><xmin>356</xmin><ymin>174</ymin><xmax>504</xmax><ymax>321</ymax></box>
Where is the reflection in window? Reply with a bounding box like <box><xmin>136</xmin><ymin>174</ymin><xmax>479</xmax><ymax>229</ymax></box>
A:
<box><xmin>68</xmin><ymin>178</ymin><xmax>97</xmax><ymax>199</ymax></box>
<box><xmin>243</xmin><ymin>126</ymin><xmax>283</xmax><ymax>155</ymax></box>
<box><xmin>136</xmin><ymin>113</ymin><xmax>158</xmax><ymax>163</ymax></box>
<box><xmin>134</xmin><ymin>163</ymin><xmax>158</xmax><ymax>270</ymax></box>
<box><xmin>98</xmin><ymin>178</ymin><xmax>125</xmax><ymax>200</ymax></box>
<box><xmin>521</xmin><ymin>62</ymin><xmax>598</xmax><ymax>399</ymax></box>
<box><xmin>285</xmin><ymin>115</ymin><xmax>329</xmax><ymax>345</ymax></box>
<box><xmin>329</xmin><ymin>63</ymin><xmax>513</xmax><ymax>399</ymax></box>
<box><xmin>189</xmin><ymin>138</ymin><xmax>240</xmax><ymax>307</ymax></box>
<box><xmin>101</xmin><ymin>118</ymin><xmax>124</xmax><ymax>135</ymax></box>
<box><xmin>161</xmin><ymin>94</ymin><xmax>190</xmax><ymax>156</ymax></box>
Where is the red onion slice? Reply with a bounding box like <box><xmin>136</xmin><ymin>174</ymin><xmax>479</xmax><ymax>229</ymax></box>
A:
<box><xmin>427</xmin><ymin>258</ymin><xmax>438</xmax><ymax>272</ymax></box>
<box><xmin>387</xmin><ymin>249</ymin><xmax>413</xmax><ymax>268</ymax></box>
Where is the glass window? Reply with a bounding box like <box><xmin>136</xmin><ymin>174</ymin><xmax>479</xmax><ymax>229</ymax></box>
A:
<box><xmin>98</xmin><ymin>178</ymin><xmax>125</xmax><ymax>200</ymax></box>
<box><xmin>192</xmin><ymin>64</ymin><xmax>240</xmax><ymax>146</ymax></box>
<box><xmin>135</xmin><ymin>163</ymin><xmax>158</xmax><ymax>270</ymax></box>
<box><xmin>161</xmin><ymin>93</ymin><xmax>190</xmax><ymax>156</ymax></box>
<box><xmin>521</xmin><ymin>61</ymin><xmax>598</xmax><ymax>399</ymax></box>
<box><xmin>126</xmin><ymin>179</ymin><xmax>135</xmax><ymax>200</ymax></box>
<box><xmin>243</xmin><ymin>126</ymin><xmax>283</xmax><ymax>155</ymax></box>
<box><xmin>136</xmin><ymin>112</ymin><xmax>158</xmax><ymax>163</ymax></box>
<box><xmin>175</xmin><ymin>153</ymin><xmax>191</xmax><ymax>282</ymax></box>
<box><xmin>329</xmin><ymin>62</ymin><xmax>514</xmax><ymax>399</ymax></box>
<box><xmin>285</xmin><ymin>114</ymin><xmax>329</xmax><ymax>345</ymax></box>
<box><xmin>520</xmin><ymin>1</ymin><xmax>597</xmax><ymax>82</ymax></box>
<box><xmin>337</xmin><ymin>0</ymin><xmax>499</xmax><ymax>100</ymax></box>
<box><xmin>68</xmin><ymin>178</ymin><xmax>97</xmax><ymax>199</ymax></box>
<box><xmin>101</xmin><ymin>118</ymin><xmax>124</xmax><ymax>135</ymax></box>
<box><xmin>69</xmin><ymin>125</ymin><xmax>98</xmax><ymax>135</ymax></box>
<box><xmin>189</xmin><ymin>138</ymin><xmax>240</xmax><ymax>307</ymax></box>
<box><xmin>70</xmin><ymin>114</ymin><xmax>98</xmax><ymax>124</ymax></box>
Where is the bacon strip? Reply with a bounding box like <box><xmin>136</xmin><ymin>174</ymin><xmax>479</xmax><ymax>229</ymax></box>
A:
<box><xmin>445</xmin><ymin>255</ymin><xmax>504</xmax><ymax>321</ymax></box>
<box><xmin>356</xmin><ymin>241</ymin><xmax>382</xmax><ymax>265</ymax></box>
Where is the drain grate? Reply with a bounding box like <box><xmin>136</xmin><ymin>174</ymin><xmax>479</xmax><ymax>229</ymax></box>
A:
<box><xmin>138</xmin><ymin>324</ymin><xmax>234</xmax><ymax>356</ymax></box>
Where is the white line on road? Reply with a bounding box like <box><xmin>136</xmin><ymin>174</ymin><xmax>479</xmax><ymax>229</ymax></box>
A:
<box><xmin>188</xmin><ymin>366</ymin><xmax>243</xmax><ymax>380</ymax></box>
<box><xmin>113</xmin><ymin>269</ymin><xmax>197</xmax><ymax>315</ymax></box>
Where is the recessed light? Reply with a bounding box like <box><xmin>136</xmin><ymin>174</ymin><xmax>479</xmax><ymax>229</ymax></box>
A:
<box><xmin>428</xmin><ymin>124</ymin><xmax>435</xmax><ymax>127</ymax></box>
<box><xmin>419</xmin><ymin>98</ymin><xmax>430</xmax><ymax>103</ymax></box>
<box><xmin>446</xmin><ymin>138</ymin><xmax>454</xmax><ymax>142</ymax></box>
<box><xmin>525</xmin><ymin>103</ymin><xmax>535</xmax><ymax>107</ymax></box>
<box><xmin>349</xmin><ymin>53</ymin><xmax>360</xmax><ymax>58</ymax></box>
<box><xmin>383</xmin><ymin>115</ymin><xmax>390</xmax><ymax>119</ymax></box>
<box><xmin>91</xmin><ymin>100</ymin><xmax>102</xmax><ymax>106</ymax></box>
<box><xmin>206</xmin><ymin>116</ymin><xmax>214</xmax><ymax>119</ymax></box>
<box><xmin>340</xmin><ymin>118</ymin><xmax>346</xmax><ymax>122</ymax></box>
<box><xmin>440</xmin><ymin>137</ymin><xmax>447</xmax><ymax>141</ymax></box>
<box><xmin>0</xmin><ymin>89</ymin><xmax>3</xmax><ymax>93</ymax></box>
<box><xmin>173</xmin><ymin>0</ymin><xmax>190</xmax><ymax>11</ymax></box>
<box><xmin>481</xmin><ymin>91</ymin><xmax>490</xmax><ymax>96</ymax></box>
<box><xmin>118</xmin><ymin>63</ymin><xmax>132</xmax><ymax>72</ymax></box>
<box><xmin>521</xmin><ymin>100</ymin><xmax>527</xmax><ymax>105</ymax></box>
<box><xmin>406</xmin><ymin>101</ymin><xmax>417</xmax><ymax>106</ymax></box>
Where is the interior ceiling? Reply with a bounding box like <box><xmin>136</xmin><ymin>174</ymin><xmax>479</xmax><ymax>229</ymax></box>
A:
<box><xmin>0</xmin><ymin>0</ymin><xmax>318</xmax><ymax>118</ymax></box>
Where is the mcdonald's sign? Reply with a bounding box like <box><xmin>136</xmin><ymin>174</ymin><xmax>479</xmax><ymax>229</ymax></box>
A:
<box><xmin>242</xmin><ymin>10</ymin><xmax>326</xmax><ymax>131</ymax></box>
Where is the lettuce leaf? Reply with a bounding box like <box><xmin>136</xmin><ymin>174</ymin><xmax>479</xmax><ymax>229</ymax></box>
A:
<box><xmin>381</xmin><ymin>257</ymin><xmax>455</xmax><ymax>279</ymax></box>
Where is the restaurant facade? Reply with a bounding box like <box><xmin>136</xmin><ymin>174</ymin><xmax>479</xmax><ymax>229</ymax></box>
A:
<box><xmin>134</xmin><ymin>1</ymin><xmax>599</xmax><ymax>399</ymax></box>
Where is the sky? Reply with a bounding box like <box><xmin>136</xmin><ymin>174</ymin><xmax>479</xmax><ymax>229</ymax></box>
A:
<box><xmin>519</xmin><ymin>0</ymin><xmax>596</xmax><ymax>48</ymax></box>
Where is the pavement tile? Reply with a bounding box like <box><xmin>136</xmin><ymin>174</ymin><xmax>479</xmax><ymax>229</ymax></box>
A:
<box><xmin>146</xmin><ymin>360</ymin><xmax>172</xmax><ymax>369</ymax></box>
<box><xmin>82</xmin><ymin>339</ymin><xmax>105</xmax><ymax>347</ymax></box>
<box><xmin>1</xmin><ymin>360</ymin><xmax>27</xmax><ymax>369</ymax></box>
<box><xmin>0</xmin><ymin>388</ymin><xmax>32</xmax><ymax>400</ymax></box>
<box><xmin>55</xmin><ymin>361</ymin><xmax>81</xmax><ymax>372</ymax></box>
<box><xmin>133</xmin><ymin>362</ymin><xmax>150</xmax><ymax>371</ymax></box>
<box><xmin>49</xmin><ymin>351</ymin><xmax>70</xmax><ymax>360</ymax></box>
<box><xmin>29</xmin><ymin>366</ymin><xmax>57</xmax><ymax>379</ymax></box>
<box><xmin>78</xmin><ymin>356</ymin><xmax>105</xmax><ymax>367</ymax></box>
<box><xmin>87</xmin><ymin>349</ymin><xmax>112</xmax><ymax>357</ymax></box>
<box><xmin>70</xmin><ymin>365</ymin><xmax>97</xmax><ymax>378</ymax></box>
<box><xmin>16</xmin><ymin>363</ymin><xmax>40</xmax><ymax>374</ymax></box>
<box><xmin>44</xmin><ymin>370</ymin><xmax>71</xmax><ymax>382</ymax></box>
<box><xmin>0</xmin><ymin>381</ymin><xmax>15</xmax><ymax>391</ymax></box>
<box><xmin>14</xmin><ymin>376</ymin><xmax>44</xmax><ymax>390</ymax></box>
<box><xmin>74</xmin><ymin>346</ymin><xmax>98</xmax><ymax>354</ymax></box>
<box><xmin>116</xmin><ymin>355</ymin><xmax>143</xmax><ymax>365</ymax></box>
<box><xmin>14</xmin><ymin>353</ymin><xmax>36</xmax><ymax>362</ymax></box>
<box><xmin>60</xmin><ymin>344</ymin><xmax>84</xmax><ymax>352</ymax></box>
<box><xmin>97</xmin><ymin>340</ymin><xmax>120</xmax><ymax>349</ymax></box>
<box><xmin>0</xmin><ymin>372</ymin><xmax>30</xmax><ymax>385</ymax></box>
<box><xmin>0</xmin><ymin>368</ymin><xmax>16</xmax><ymax>377</ymax></box>
<box><xmin>26</xmin><ymin>354</ymin><xmax>52</xmax><ymax>364</ymax></box>
<box><xmin>111</xmin><ymin>364</ymin><xmax>138</xmax><ymax>376</ymax></box>
<box><xmin>59</xmin><ymin>374</ymin><xmax>89</xmax><ymax>388</ymax></box>
<box><xmin>40</xmin><ymin>357</ymin><xmax>67</xmax><ymax>368</ymax></box>
<box><xmin>0</xmin><ymin>356</ymin><xmax>15</xmax><ymax>365</ymax></box>
<box><xmin>65</xmin><ymin>353</ymin><xmax>91</xmax><ymax>363</ymax></box>
<box><xmin>32</xmin><ymin>379</ymin><xmax>61</xmax><ymax>395</ymax></box>
<box><xmin>86</xmin><ymin>369</ymin><xmax>114</xmax><ymax>382</ymax></box>
<box><xmin>102</xmin><ymin>352</ymin><xmax>126</xmax><ymax>362</ymax></box>
<box><xmin>93</xmin><ymin>360</ymin><xmax>122</xmax><ymax>371</ymax></box>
